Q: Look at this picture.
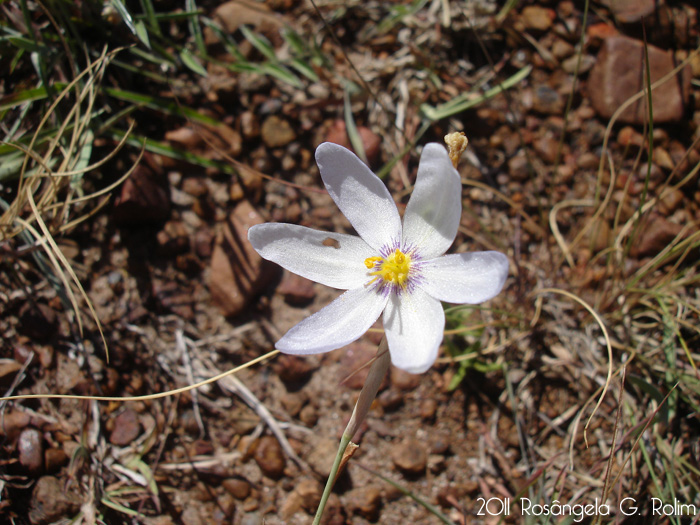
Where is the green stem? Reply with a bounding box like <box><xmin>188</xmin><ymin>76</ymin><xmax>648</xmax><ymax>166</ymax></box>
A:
<box><xmin>312</xmin><ymin>339</ymin><xmax>391</xmax><ymax>524</ymax></box>
<box><xmin>312</xmin><ymin>433</ymin><xmax>352</xmax><ymax>525</ymax></box>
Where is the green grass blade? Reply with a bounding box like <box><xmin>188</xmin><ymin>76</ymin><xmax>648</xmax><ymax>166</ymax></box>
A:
<box><xmin>0</xmin><ymin>150</ymin><xmax>28</xmax><ymax>182</ymax></box>
<box><xmin>495</xmin><ymin>0</ymin><xmax>520</xmax><ymax>24</ymax></box>
<box><xmin>180</xmin><ymin>48</ymin><xmax>208</xmax><ymax>77</ymax></box>
<box><xmin>110</xmin><ymin>0</ymin><xmax>137</xmax><ymax>35</ymax></box>
<box><xmin>134</xmin><ymin>20</ymin><xmax>152</xmax><ymax>49</ymax></box>
<box><xmin>109</xmin><ymin>129</ymin><xmax>236</xmax><ymax>174</ymax></box>
<box><xmin>185</xmin><ymin>0</ymin><xmax>206</xmax><ymax>54</ymax></box>
<box><xmin>259</xmin><ymin>63</ymin><xmax>303</xmax><ymax>89</ymax></box>
<box><xmin>239</xmin><ymin>25</ymin><xmax>277</xmax><ymax>61</ymax></box>
<box><xmin>289</xmin><ymin>58</ymin><xmax>319</xmax><ymax>82</ymax></box>
<box><xmin>102</xmin><ymin>87</ymin><xmax>218</xmax><ymax>125</ymax></box>
<box><xmin>128</xmin><ymin>46</ymin><xmax>176</xmax><ymax>68</ymax></box>
<box><xmin>101</xmin><ymin>497</ymin><xmax>142</xmax><ymax>517</ymax></box>
<box><xmin>200</xmin><ymin>19</ymin><xmax>248</xmax><ymax>63</ymax></box>
<box><xmin>139</xmin><ymin>0</ymin><xmax>161</xmax><ymax>36</ymax></box>
<box><xmin>4</xmin><ymin>35</ymin><xmax>47</xmax><ymax>53</ymax></box>
<box><xmin>0</xmin><ymin>85</ymin><xmax>56</xmax><ymax>111</ymax></box>
<box><xmin>344</xmin><ymin>89</ymin><xmax>366</xmax><ymax>164</ymax></box>
<box><xmin>376</xmin><ymin>0</ymin><xmax>429</xmax><ymax>34</ymax></box>
<box><xmin>420</xmin><ymin>65</ymin><xmax>532</xmax><ymax>121</ymax></box>
<box><xmin>133</xmin><ymin>10</ymin><xmax>203</xmax><ymax>21</ymax></box>
<box><xmin>282</xmin><ymin>27</ymin><xmax>307</xmax><ymax>55</ymax></box>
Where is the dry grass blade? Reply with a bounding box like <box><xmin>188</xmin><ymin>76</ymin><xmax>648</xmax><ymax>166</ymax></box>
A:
<box><xmin>534</xmin><ymin>288</ymin><xmax>613</xmax><ymax>449</ymax></box>
<box><xmin>0</xmin><ymin>350</ymin><xmax>280</xmax><ymax>404</ymax></box>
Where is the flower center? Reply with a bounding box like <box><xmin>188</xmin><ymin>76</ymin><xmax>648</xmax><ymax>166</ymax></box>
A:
<box><xmin>364</xmin><ymin>248</ymin><xmax>412</xmax><ymax>287</ymax></box>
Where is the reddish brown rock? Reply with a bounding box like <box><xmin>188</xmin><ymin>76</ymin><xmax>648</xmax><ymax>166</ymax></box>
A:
<box><xmin>390</xmin><ymin>366</ymin><xmax>421</xmax><ymax>391</ymax></box>
<box><xmin>254</xmin><ymin>436</ymin><xmax>286</xmax><ymax>478</ymax></box>
<box><xmin>209</xmin><ymin>200</ymin><xmax>275</xmax><ymax>317</ymax></box>
<box><xmin>586</xmin><ymin>23</ymin><xmax>619</xmax><ymax>44</ymax></box>
<box><xmin>339</xmin><ymin>341</ymin><xmax>381</xmax><ymax>390</ymax></box>
<box><xmin>280</xmin><ymin>392</ymin><xmax>306</xmax><ymax>417</ymax></box>
<box><xmin>325</xmin><ymin>120</ymin><xmax>382</xmax><ymax>167</ymax></box>
<box><xmin>113</xmin><ymin>164</ymin><xmax>170</xmax><ymax>225</ymax></box>
<box><xmin>617</xmin><ymin>126</ymin><xmax>645</xmax><ymax>148</ymax></box>
<box><xmin>391</xmin><ymin>438</ymin><xmax>427</xmax><ymax>475</ymax></box>
<box><xmin>29</xmin><ymin>476</ymin><xmax>81</xmax><ymax>525</ymax></box>
<box><xmin>420</xmin><ymin>398</ymin><xmax>438</xmax><ymax>420</ymax></box>
<box><xmin>44</xmin><ymin>448</ymin><xmax>68</xmax><ymax>473</ymax></box>
<box><xmin>299</xmin><ymin>405</ymin><xmax>318</xmax><ymax>426</ymax></box>
<box><xmin>658</xmin><ymin>189</ymin><xmax>684</xmax><ymax>214</ymax></box>
<box><xmin>587</xmin><ymin>36</ymin><xmax>692</xmax><ymax>124</ymax></box>
<box><xmin>164</xmin><ymin>126</ymin><xmax>202</xmax><ymax>149</ymax></box>
<box><xmin>109</xmin><ymin>409</ymin><xmax>141</xmax><ymax>446</ymax></box>
<box><xmin>599</xmin><ymin>0</ymin><xmax>656</xmax><ymax>23</ymax></box>
<box><xmin>205</xmin><ymin>0</ymin><xmax>282</xmax><ymax>45</ymax></box>
<box><xmin>630</xmin><ymin>214</ymin><xmax>684</xmax><ymax>258</ymax></box>
<box><xmin>167</xmin><ymin>122</ymin><xmax>242</xmax><ymax>160</ymax></box>
<box><xmin>345</xmin><ymin>486</ymin><xmax>382</xmax><ymax>521</ymax></box>
<box><xmin>276</xmin><ymin>354</ymin><xmax>317</xmax><ymax>384</ymax></box>
<box><xmin>534</xmin><ymin>134</ymin><xmax>559</xmax><ymax>164</ymax></box>
<box><xmin>378</xmin><ymin>388</ymin><xmax>403</xmax><ymax>411</ymax></box>
<box><xmin>280</xmin><ymin>477</ymin><xmax>322</xmax><ymax>518</ymax></box>
<box><xmin>14</xmin><ymin>342</ymin><xmax>53</xmax><ymax>369</ymax></box>
<box><xmin>277</xmin><ymin>271</ymin><xmax>316</xmax><ymax>306</ymax></box>
<box><xmin>223</xmin><ymin>478</ymin><xmax>251</xmax><ymax>500</ymax></box>
<box><xmin>0</xmin><ymin>410</ymin><xmax>30</xmax><ymax>442</ymax></box>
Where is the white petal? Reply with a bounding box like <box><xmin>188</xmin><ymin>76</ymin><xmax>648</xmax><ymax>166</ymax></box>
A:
<box><xmin>276</xmin><ymin>287</ymin><xmax>389</xmax><ymax>354</ymax></box>
<box><xmin>383</xmin><ymin>288</ymin><xmax>444</xmax><ymax>374</ymax></box>
<box><xmin>248</xmin><ymin>223</ymin><xmax>375</xmax><ymax>290</ymax></box>
<box><xmin>402</xmin><ymin>143</ymin><xmax>462</xmax><ymax>259</ymax></box>
<box><xmin>316</xmin><ymin>142</ymin><xmax>401</xmax><ymax>251</ymax></box>
<box><xmin>419</xmin><ymin>252</ymin><xmax>509</xmax><ymax>304</ymax></box>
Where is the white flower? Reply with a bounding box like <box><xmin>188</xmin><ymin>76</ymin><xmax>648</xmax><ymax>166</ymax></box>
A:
<box><xmin>248</xmin><ymin>142</ymin><xmax>509</xmax><ymax>374</ymax></box>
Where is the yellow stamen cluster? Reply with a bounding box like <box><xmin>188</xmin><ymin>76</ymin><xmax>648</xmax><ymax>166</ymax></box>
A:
<box><xmin>364</xmin><ymin>249</ymin><xmax>411</xmax><ymax>287</ymax></box>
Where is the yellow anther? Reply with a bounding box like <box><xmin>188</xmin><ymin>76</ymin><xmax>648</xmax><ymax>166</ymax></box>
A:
<box><xmin>364</xmin><ymin>256</ymin><xmax>382</xmax><ymax>269</ymax></box>
<box><xmin>364</xmin><ymin>248</ymin><xmax>411</xmax><ymax>288</ymax></box>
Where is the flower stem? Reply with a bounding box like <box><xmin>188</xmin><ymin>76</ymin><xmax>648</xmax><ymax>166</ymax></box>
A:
<box><xmin>312</xmin><ymin>339</ymin><xmax>391</xmax><ymax>524</ymax></box>
<box><xmin>312</xmin><ymin>432</ymin><xmax>351</xmax><ymax>525</ymax></box>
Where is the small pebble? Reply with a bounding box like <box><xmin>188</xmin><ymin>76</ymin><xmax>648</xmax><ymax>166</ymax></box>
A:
<box><xmin>391</xmin><ymin>438</ymin><xmax>427</xmax><ymax>475</ymax></box>
<box><xmin>390</xmin><ymin>366</ymin><xmax>420</xmax><ymax>391</ymax></box>
<box><xmin>222</xmin><ymin>478</ymin><xmax>251</xmax><ymax>500</ymax></box>
<box><xmin>299</xmin><ymin>405</ymin><xmax>318</xmax><ymax>426</ymax></box>
<box><xmin>345</xmin><ymin>486</ymin><xmax>382</xmax><ymax>520</ymax></box>
<box><xmin>44</xmin><ymin>448</ymin><xmax>68</xmax><ymax>473</ymax></box>
<box><xmin>420</xmin><ymin>398</ymin><xmax>437</xmax><ymax>419</ymax></box>
<box><xmin>276</xmin><ymin>354</ymin><xmax>316</xmax><ymax>384</ymax></box>
<box><xmin>109</xmin><ymin>410</ymin><xmax>140</xmax><ymax>446</ymax></box>
<box><xmin>261</xmin><ymin>115</ymin><xmax>296</xmax><ymax>148</ymax></box>
<box><xmin>18</xmin><ymin>428</ymin><xmax>43</xmax><ymax>475</ymax></box>
<box><xmin>254</xmin><ymin>436</ymin><xmax>286</xmax><ymax>478</ymax></box>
